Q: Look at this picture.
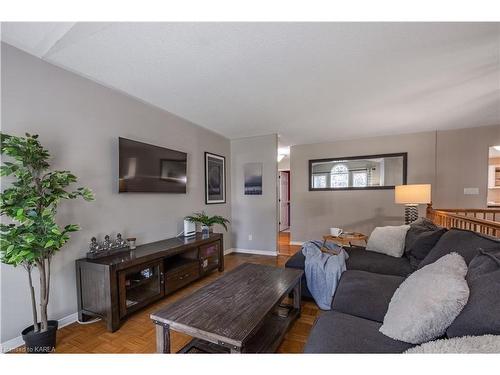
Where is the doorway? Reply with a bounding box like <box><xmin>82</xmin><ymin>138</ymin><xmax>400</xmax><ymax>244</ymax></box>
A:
<box><xmin>278</xmin><ymin>170</ymin><xmax>291</xmax><ymax>255</ymax></box>
<box><xmin>279</xmin><ymin>171</ymin><xmax>290</xmax><ymax>232</ymax></box>
<box><xmin>488</xmin><ymin>146</ymin><xmax>500</xmax><ymax>207</ymax></box>
<box><xmin>277</xmin><ymin>170</ymin><xmax>300</xmax><ymax>256</ymax></box>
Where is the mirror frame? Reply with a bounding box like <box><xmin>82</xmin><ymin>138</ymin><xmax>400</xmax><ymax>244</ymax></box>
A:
<box><xmin>308</xmin><ymin>152</ymin><xmax>407</xmax><ymax>191</ymax></box>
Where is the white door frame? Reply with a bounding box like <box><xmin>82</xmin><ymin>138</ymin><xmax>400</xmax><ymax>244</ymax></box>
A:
<box><xmin>279</xmin><ymin>171</ymin><xmax>290</xmax><ymax>231</ymax></box>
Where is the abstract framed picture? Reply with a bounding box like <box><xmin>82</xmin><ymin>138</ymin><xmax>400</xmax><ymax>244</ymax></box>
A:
<box><xmin>205</xmin><ymin>152</ymin><xmax>226</xmax><ymax>204</ymax></box>
<box><xmin>244</xmin><ymin>162</ymin><xmax>263</xmax><ymax>195</ymax></box>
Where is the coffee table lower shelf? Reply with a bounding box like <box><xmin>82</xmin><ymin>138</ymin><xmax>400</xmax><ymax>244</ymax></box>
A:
<box><xmin>178</xmin><ymin>308</ymin><xmax>300</xmax><ymax>353</ymax></box>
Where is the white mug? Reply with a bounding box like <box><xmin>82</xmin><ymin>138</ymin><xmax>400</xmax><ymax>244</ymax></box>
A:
<box><xmin>330</xmin><ymin>227</ymin><xmax>343</xmax><ymax>236</ymax></box>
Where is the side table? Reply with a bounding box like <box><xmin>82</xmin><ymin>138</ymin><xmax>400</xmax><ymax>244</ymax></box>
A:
<box><xmin>321</xmin><ymin>232</ymin><xmax>368</xmax><ymax>254</ymax></box>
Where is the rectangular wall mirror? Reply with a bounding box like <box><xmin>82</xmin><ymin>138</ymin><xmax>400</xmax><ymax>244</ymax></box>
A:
<box><xmin>309</xmin><ymin>152</ymin><xmax>407</xmax><ymax>191</ymax></box>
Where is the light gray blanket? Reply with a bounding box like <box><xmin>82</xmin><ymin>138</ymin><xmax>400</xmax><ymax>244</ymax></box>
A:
<box><xmin>302</xmin><ymin>240</ymin><xmax>349</xmax><ymax>310</ymax></box>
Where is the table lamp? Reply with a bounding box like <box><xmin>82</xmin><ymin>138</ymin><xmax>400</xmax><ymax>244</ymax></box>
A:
<box><xmin>395</xmin><ymin>184</ymin><xmax>431</xmax><ymax>224</ymax></box>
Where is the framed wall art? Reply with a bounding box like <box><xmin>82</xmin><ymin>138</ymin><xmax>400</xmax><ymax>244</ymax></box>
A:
<box><xmin>205</xmin><ymin>152</ymin><xmax>226</xmax><ymax>204</ymax></box>
<box><xmin>244</xmin><ymin>162</ymin><xmax>263</xmax><ymax>195</ymax></box>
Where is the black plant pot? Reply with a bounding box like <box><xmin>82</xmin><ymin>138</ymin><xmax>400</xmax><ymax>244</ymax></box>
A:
<box><xmin>21</xmin><ymin>320</ymin><xmax>58</xmax><ymax>353</ymax></box>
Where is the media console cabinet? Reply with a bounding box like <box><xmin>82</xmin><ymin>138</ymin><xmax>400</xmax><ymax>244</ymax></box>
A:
<box><xmin>75</xmin><ymin>233</ymin><xmax>223</xmax><ymax>332</ymax></box>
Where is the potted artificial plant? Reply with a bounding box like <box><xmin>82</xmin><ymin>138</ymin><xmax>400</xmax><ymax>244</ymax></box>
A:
<box><xmin>0</xmin><ymin>133</ymin><xmax>94</xmax><ymax>353</ymax></box>
<box><xmin>185</xmin><ymin>212</ymin><xmax>230</xmax><ymax>235</ymax></box>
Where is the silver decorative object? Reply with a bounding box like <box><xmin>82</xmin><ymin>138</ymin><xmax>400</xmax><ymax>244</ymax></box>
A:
<box><xmin>103</xmin><ymin>235</ymin><xmax>112</xmax><ymax>250</ymax></box>
<box><xmin>114</xmin><ymin>233</ymin><xmax>127</xmax><ymax>248</ymax></box>
<box><xmin>86</xmin><ymin>233</ymin><xmax>132</xmax><ymax>259</ymax></box>
<box><xmin>89</xmin><ymin>237</ymin><xmax>100</xmax><ymax>253</ymax></box>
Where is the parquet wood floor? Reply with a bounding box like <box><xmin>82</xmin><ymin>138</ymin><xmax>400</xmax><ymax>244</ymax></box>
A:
<box><xmin>27</xmin><ymin>245</ymin><xmax>317</xmax><ymax>354</ymax></box>
<box><xmin>278</xmin><ymin>231</ymin><xmax>301</xmax><ymax>256</ymax></box>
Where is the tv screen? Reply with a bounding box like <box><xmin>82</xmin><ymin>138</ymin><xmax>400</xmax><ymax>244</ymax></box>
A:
<box><xmin>119</xmin><ymin>137</ymin><xmax>187</xmax><ymax>193</ymax></box>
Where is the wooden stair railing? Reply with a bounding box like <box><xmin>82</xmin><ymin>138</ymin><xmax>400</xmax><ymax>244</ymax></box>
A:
<box><xmin>428</xmin><ymin>207</ymin><xmax>500</xmax><ymax>222</ymax></box>
<box><xmin>426</xmin><ymin>204</ymin><xmax>500</xmax><ymax>238</ymax></box>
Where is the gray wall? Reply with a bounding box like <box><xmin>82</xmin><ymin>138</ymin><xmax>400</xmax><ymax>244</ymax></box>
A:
<box><xmin>290</xmin><ymin>131</ymin><xmax>436</xmax><ymax>242</ymax></box>
<box><xmin>231</xmin><ymin>135</ymin><xmax>278</xmax><ymax>252</ymax></box>
<box><xmin>435</xmin><ymin>124</ymin><xmax>500</xmax><ymax>208</ymax></box>
<box><xmin>0</xmin><ymin>43</ymin><xmax>231</xmax><ymax>343</ymax></box>
<box><xmin>290</xmin><ymin>125</ymin><xmax>500</xmax><ymax>243</ymax></box>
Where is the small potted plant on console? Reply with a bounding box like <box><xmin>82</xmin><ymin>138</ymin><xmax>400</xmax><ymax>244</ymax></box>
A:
<box><xmin>185</xmin><ymin>211</ymin><xmax>230</xmax><ymax>235</ymax></box>
<box><xmin>0</xmin><ymin>133</ymin><xmax>94</xmax><ymax>353</ymax></box>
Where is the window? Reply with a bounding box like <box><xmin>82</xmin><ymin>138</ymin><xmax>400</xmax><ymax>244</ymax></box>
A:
<box><xmin>330</xmin><ymin>164</ymin><xmax>348</xmax><ymax>188</ymax></box>
<box><xmin>353</xmin><ymin>172</ymin><xmax>368</xmax><ymax>187</ymax></box>
<box><xmin>313</xmin><ymin>175</ymin><xmax>327</xmax><ymax>188</ymax></box>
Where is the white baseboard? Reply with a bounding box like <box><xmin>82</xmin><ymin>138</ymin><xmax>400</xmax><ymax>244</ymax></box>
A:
<box><xmin>1</xmin><ymin>334</ymin><xmax>24</xmax><ymax>353</ymax></box>
<box><xmin>224</xmin><ymin>248</ymin><xmax>235</xmax><ymax>255</ymax></box>
<box><xmin>225</xmin><ymin>248</ymin><xmax>277</xmax><ymax>256</ymax></box>
<box><xmin>1</xmin><ymin>312</ymin><xmax>78</xmax><ymax>352</ymax></box>
<box><xmin>290</xmin><ymin>241</ymin><xmax>304</xmax><ymax>246</ymax></box>
<box><xmin>58</xmin><ymin>312</ymin><xmax>79</xmax><ymax>329</ymax></box>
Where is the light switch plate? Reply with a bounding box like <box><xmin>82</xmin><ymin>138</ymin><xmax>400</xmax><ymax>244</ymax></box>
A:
<box><xmin>464</xmin><ymin>187</ymin><xmax>479</xmax><ymax>195</ymax></box>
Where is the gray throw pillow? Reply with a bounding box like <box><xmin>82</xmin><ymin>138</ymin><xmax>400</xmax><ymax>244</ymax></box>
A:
<box><xmin>406</xmin><ymin>228</ymin><xmax>447</xmax><ymax>269</ymax></box>
<box><xmin>404</xmin><ymin>217</ymin><xmax>439</xmax><ymax>253</ymax></box>
<box><xmin>446</xmin><ymin>248</ymin><xmax>500</xmax><ymax>338</ymax></box>
<box><xmin>418</xmin><ymin>229</ymin><xmax>500</xmax><ymax>269</ymax></box>
<box><xmin>367</xmin><ymin>225</ymin><xmax>410</xmax><ymax>258</ymax></box>
<box><xmin>379</xmin><ymin>253</ymin><xmax>469</xmax><ymax>344</ymax></box>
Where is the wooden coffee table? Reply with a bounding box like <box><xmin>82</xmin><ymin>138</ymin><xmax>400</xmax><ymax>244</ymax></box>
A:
<box><xmin>150</xmin><ymin>263</ymin><xmax>303</xmax><ymax>353</ymax></box>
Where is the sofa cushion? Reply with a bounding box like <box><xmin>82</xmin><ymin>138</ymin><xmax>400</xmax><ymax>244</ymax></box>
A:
<box><xmin>331</xmin><ymin>270</ymin><xmax>404</xmax><ymax>323</ymax></box>
<box><xmin>286</xmin><ymin>245</ymin><xmax>412</xmax><ymax>277</ymax></box>
<box><xmin>304</xmin><ymin>311</ymin><xmax>414</xmax><ymax>353</ymax></box>
<box><xmin>346</xmin><ymin>247</ymin><xmax>413</xmax><ymax>277</ymax></box>
<box><xmin>285</xmin><ymin>248</ymin><xmax>305</xmax><ymax>269</ymax></box>
<box><xmin>380</xmin><ymin>253</ymin><xmax>469</xmax><ymax>344</ymax></box>
<box><xmin>406</xmin><ymin>228</ymin><xmax>447</xmax><ymax>269</ymax></box>
<box><xmin>446</xmin><ymin>248</ymin><xmax>500</xmax><ymax>338</ymax></box>
<box><xmin>284</xmin><ymin>251</ymin><xmax>313</xmax><ymax>299</ymax></box>
<box><xmin>284</xmin><ymin>245</ymin><xmax>412</xmax><ymax>302</ymax></box>
<box><xmin>404</xmin><ymin>217</ymin><xmax>439</xmax><ymax>253</ymax></box>
<box><xmin>366</xmin><ymin>225</ymin><xmax>410</xmax><ymax>258</ymax></box>
<box><xmin>418</xmin><ymin>228</ymin><xmax>500</xmax><ymax>269</ymax></box>
<box><xmin>467</xmin><ymin>247</ymin><xmax>500</xmax><ymax>280</ymax></box>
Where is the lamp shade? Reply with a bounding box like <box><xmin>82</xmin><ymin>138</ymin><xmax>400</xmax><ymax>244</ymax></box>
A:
<box><xmin>395</xmin><ymin>184</ymin><xmax>431</xmax><ymax>204</ymax></box>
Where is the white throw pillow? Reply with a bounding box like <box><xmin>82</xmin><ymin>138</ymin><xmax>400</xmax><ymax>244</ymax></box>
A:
<box><xmin>366</xmin><ymin>225</ymin><xmax>410</xmax><ymax>258</ymax></box>
<box><xmin>379</xmin><ymin>253</ymin><xmax>470</xmax><ymax>344</ymax></box>
<box><xmin>405</xmin><ymin>335</ymin><xmax>500</xmax><ymax>353</ymax></box>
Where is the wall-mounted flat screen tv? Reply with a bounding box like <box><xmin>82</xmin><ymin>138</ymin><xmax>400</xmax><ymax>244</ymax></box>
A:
<box><xmin>119</xmin><ymin>137</ymin><xmax>187</xmax><ymax>193</ymax></box>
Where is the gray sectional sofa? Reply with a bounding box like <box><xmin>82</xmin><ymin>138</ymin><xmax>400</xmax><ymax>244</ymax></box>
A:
<box><xmin>284</xmin><ymin>220</ymin><xmax>500</xmax><ymax>353</ymax></box>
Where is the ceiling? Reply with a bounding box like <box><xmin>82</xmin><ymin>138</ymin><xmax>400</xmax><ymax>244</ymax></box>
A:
<box><xmin>2</xmin><ymin>22</ymin><xmax>499</xmax><ymax>146</ymax></box>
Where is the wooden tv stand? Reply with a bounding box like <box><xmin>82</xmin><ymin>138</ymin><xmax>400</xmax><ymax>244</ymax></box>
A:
<box><xmin>75</xmin><ymin>233</ymin><xmax>223</xmax><ymax>332</ymax></box>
